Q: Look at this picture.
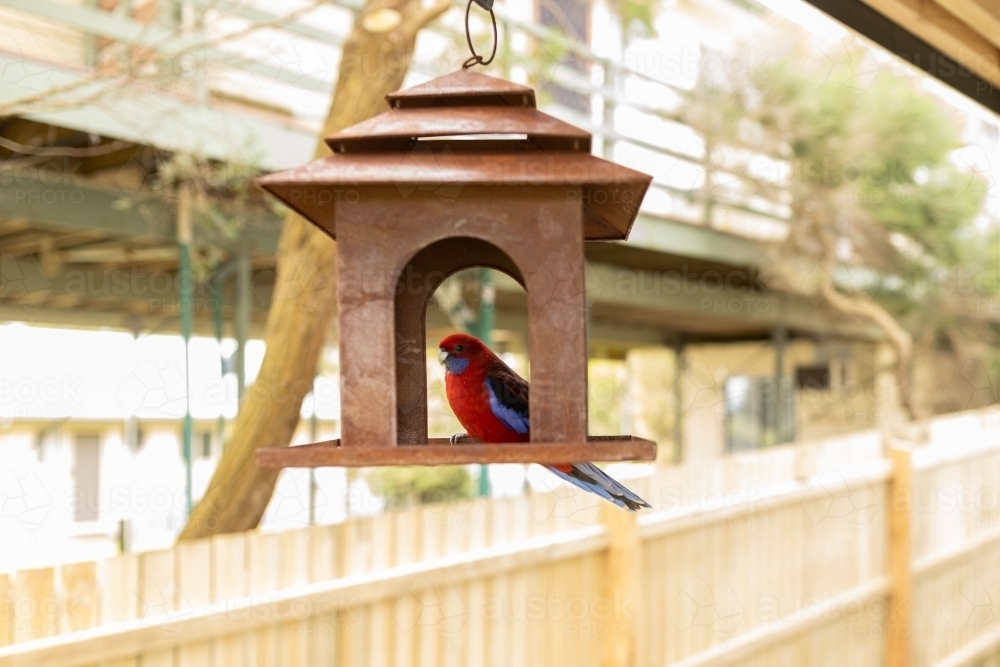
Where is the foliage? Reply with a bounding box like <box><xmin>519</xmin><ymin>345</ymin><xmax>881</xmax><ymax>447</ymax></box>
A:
<box><xmin>610</xmin><ymin>0</ymin><xmax>657</xmax><ymax>42</ymax></box>
<box><xmin>155</xmin><ymin>147</ymin><xmax>272</xmax><ymax>237</ymax></box>
<box><xmin>110</xmin><ymin>148</ymin><xmax>274</xmax><ymax>283</ymax></box>
<box><xmin>368</xmin><ymin>466</ymin><xmax>475</xmax><ymax>510</ymax></box>
<box><xmin>686</xmin><ymin>36</ymin><xmax>989</xmax><ymax>278</ymax></box>
<box><xmin>679</xmin><ymin>31</ymin><xmax>996</xmax><ymax>414</ymax></box>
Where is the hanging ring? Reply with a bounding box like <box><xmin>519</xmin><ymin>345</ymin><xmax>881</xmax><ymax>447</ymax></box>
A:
<box><xmin>462</xmin><ymin>0</ymin><xmax>497</xmax><ymax>69</ymax></box>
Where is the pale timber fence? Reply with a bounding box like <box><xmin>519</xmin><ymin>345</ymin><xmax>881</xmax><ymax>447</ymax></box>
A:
<box><xmin>1</xmin><ymin>407</ymin><xmax>999</xmax><ymax>667</ymax></box>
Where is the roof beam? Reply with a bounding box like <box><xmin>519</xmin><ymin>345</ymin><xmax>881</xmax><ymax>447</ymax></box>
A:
<box><xmin>934</xmin><ymin>0</ymin><xmax>1000</xmax><ymax>50</ymax></box>
<box><xmin>1</xmin><ymin>229</ymin><xmax>107</xmax><ymax>257</ymax></box>
<box><xmin>623</xmin><ymin>213</ymin><xmax>765</xmax><ymax>269</ymax></box>
<box><xmin>490</xmin><ymin>263</ymin><xmax>884</xmax><ymax>341</ymax></box>
<box><xmin>803</xmin><ymin>0</ymin><xmax>1000</xmax><ymax>114</ymax></box>
<box><xmin>0</xmin><ymin>219</ymin><xmax>31</xmax><ymax>238</ymax></box>
<box><xmin>0</xmin><ymin>54</ymin><xmax>315</xmax><ymax>170</ymax></box>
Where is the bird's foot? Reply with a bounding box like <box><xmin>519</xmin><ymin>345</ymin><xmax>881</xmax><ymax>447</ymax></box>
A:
<box><xmin>449</xmin><ymin>433</ymin><xmax>481</xmax><ymax>445</ymax></box>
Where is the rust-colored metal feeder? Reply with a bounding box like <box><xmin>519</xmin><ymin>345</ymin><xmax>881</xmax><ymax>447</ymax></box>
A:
<box><xmin>255</xmin><ymin>68</ymin><xmax>656</xmax><ymax>468</ymax></box>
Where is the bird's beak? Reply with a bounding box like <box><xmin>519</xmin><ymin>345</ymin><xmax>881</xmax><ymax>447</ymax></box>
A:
<box><xmin>438</xmin><ymin>348</ymin><xmax>449</xmax><ymax>365</ymax></box>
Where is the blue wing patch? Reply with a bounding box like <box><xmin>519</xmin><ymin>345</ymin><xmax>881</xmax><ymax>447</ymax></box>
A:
<box><xmin>485</xmin><ymin>376</ymin><xmax>530</xmax><ymax>434</ymax></box>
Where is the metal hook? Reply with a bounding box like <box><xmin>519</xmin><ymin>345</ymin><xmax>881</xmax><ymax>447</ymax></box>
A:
<box><xmin>462</xmin><ymin>0</ymin><xmax>497</xmax><ymax>69</ymax></box>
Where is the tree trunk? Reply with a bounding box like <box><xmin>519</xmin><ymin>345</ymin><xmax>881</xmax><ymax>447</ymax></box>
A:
<box><xmin>179</xmin><ymin>0</ymin><xmax>451</xmax><ymax>540</ymax></box>
<box><xmin>821</xmin><ymin>282</ymin><xmax>920</xmax><ymax>420</ymax></box>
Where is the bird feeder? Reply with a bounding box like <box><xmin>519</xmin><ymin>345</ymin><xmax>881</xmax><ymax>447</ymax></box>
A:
<box><xmin>255</xmin><ymin>68</ymin><xmax>656</xmax><ymax>468</ymax></box>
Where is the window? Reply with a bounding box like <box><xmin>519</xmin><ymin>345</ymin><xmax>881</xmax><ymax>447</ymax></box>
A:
<box><xmin>795</xmin><ymin>364</ymin><xmax>830</xmax><ymax>390</ymax></box>
<box><xmin>829</xmin><ymin>356</ymin><xmax>853</xmax><ymax>388</ymax></box>
<box><xmin>74</xmin><ymin>434</ymin><xmax>100</xmax><ymax>522</ymax></box>
<box><xmin>724</xmin><ymin>377</ymin><xmax>795</xmax><ymax>452</ymax></box>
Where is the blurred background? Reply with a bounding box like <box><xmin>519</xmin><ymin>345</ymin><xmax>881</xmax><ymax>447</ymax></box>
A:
<box><xmin>0</xmin><ymin>0</ymin><xmax>998</xmax><ymax>664</ymax></box>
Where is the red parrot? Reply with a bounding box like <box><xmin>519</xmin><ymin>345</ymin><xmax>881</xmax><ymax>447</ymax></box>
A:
<box><xmin>438</xmin><ymin>333</ymin><xmax>650</xmax><ymax>511</ymax></box>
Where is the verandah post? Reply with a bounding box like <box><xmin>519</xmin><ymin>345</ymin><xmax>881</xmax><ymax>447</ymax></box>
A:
<box><xmin>602</xmin><ymin>503</ymin><xmax>640</xmax><ymax>667</ymax></box>
<box><xmin>886</xmin><ymin>442</ymin><xmax>913</xmax><ymax>667</ymax></box>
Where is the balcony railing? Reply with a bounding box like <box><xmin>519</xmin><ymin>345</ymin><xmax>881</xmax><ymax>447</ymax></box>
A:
<box><xmin>0</xmin><ymin>0</ymin><xmax>791</xmax><ymax>243</ymax></box>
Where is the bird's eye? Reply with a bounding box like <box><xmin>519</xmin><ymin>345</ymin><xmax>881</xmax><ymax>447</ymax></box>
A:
<box><xmin>454</xmin><ymin>344</ymin><xmax>464</xmax><ymax>352</ymax></box>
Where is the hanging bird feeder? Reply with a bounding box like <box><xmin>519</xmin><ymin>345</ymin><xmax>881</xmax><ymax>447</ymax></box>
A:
<box><xmin>255</xmin><ymin>7</ymin><xmax>655</xmax><ymax>469</ymax></box>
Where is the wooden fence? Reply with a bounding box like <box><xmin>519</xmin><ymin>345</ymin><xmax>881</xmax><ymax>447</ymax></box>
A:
<box><xmin>0</xmin><ymin>408</ymin><xmax>998</xmax><ymax>666</ymax></box>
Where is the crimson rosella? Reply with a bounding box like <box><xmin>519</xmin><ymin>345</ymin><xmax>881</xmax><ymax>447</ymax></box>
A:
<box><xmin>438</xmin><ymin>333</ymin><xmax>651</xmax><ymax>511</ymax></box>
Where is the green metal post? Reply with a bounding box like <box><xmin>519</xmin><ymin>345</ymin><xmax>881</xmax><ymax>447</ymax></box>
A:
<box><xmin>309</xmin><ymin>399</ymin><xmax>318</xmax><ymax>525</ymax></box>
<box><xmin>772</xmin><ymin>325</ymin><xmax>788</xmax><ymax>447</ymax></box>
<box><xmin>178</xmin><ymin>186</ymin><xmax>194</xmax><ymax>517</ymax></box>
<box><xmin>673</xmin><ymin>334</ymin><xmax>685</xmax><ymax>464</ymax></box>
<box><xmin>235</xmin><ymin>250</ymin><xmax>251</xmax><ymax>407</ymax></box>
<box><xmin>213</xmin><ymin>276</ymin><xmax>225</xmax><ymax>450</ymax></box>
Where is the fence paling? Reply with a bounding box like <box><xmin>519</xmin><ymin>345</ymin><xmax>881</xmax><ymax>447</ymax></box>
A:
<box><xmin>667</xmin><ymin>578</ymin><xmax>892</xmax><ymax>667</ymax></box>
<box><xmin>0</xmin><ymin>527</ymin><xmax>607</xmax><ymax>667</ymax></box>
<box><xmin>887</xmin><ymin>445</ymin><xmax>913</xmax><ymax>667</ymax></box>
<box><xmin>1</xmin><ymin>406</ymin><xmax>998</xmax><ymax>667</ymax></box>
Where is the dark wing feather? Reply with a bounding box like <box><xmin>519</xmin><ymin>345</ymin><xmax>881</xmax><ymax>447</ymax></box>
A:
<box><xmin>485</xmin><ymin>361</ymin><xmax>530</xmax><ymax>434</ymax></box>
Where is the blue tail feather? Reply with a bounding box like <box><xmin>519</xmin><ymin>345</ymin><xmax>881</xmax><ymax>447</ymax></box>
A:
<box><xmin>545</xmin><ymin>463</ymin><xmax>651</xmax><ymax>511</ymax></box>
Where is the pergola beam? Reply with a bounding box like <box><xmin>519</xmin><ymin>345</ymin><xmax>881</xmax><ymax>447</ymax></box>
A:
<box><xmin>490</xmin><ymin>264</ymin><xmax>884</xmax><ymax>342</ymax></box>
<box><xmin>2</xmin><ymin>230</ymin><xmax>108</xmax><ymax>258</ymax></box>
<box><xmin>934</xmin><ymin>0</ymin><xmax>1000</xmax><ymax>50</ymax></box>
<box><xmin>804</xmin><ymin>0</ymin><xmax>1000</xmax><ymax>114</ymax></box>
<box><xmin>0</xmin><ymin>0</ymin><xmax>337</xmax><ymax>95</ymax></box>
<box><xmin>0</xmin><ymin>181</ymin><xmax>281</xmax><ymax>251</ymax></box>
<box><xmin>0</xmin><ymin>54</ymin><xmax>314</xmax><ymax>171</ymax></box>
<box><xmin>622</xmin><ymin>213</ymin><xmax>766</xmax><ymax>270</ymax></box>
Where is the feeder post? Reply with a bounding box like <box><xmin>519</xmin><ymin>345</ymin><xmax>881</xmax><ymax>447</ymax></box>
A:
<box><xmin>521</xmin><ymin>189</ymin><xmax>588</xmax><ymax>444</ymax></box>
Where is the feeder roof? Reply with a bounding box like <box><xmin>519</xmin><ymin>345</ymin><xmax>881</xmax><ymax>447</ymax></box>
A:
<box><xmin>259</xmin><ymin>69</ymin><xmax>653</xmax><ymax>241</ymax></box>
<box><xmin>385</xmin><ymin>69</ymin><xmax>536</xmax><ymax>109</ymax></box>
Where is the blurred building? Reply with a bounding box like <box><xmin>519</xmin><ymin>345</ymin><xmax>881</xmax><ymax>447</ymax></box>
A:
<box><xmin>1</xmin><ymin>0</ymin><xmax>993</xmax><ymax>562</ymax></box>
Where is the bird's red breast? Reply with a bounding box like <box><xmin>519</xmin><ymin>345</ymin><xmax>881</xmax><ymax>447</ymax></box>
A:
<box><xmin>445</xmin><ymin>364</ymin><xmax>530</xmax><ymax>443</ymax></box>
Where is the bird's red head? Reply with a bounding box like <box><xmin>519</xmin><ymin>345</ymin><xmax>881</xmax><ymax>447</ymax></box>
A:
<box><xmin>438</xmin><ymin>333</ymin><xmax>492</xmax><ymax>374</ymax></box>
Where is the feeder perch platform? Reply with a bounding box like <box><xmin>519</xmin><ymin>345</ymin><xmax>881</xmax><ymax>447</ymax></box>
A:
<box><xmin>256</xmin><ymin>436</ymin><xmax>656</xmax><ymax>468</ymax></box>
